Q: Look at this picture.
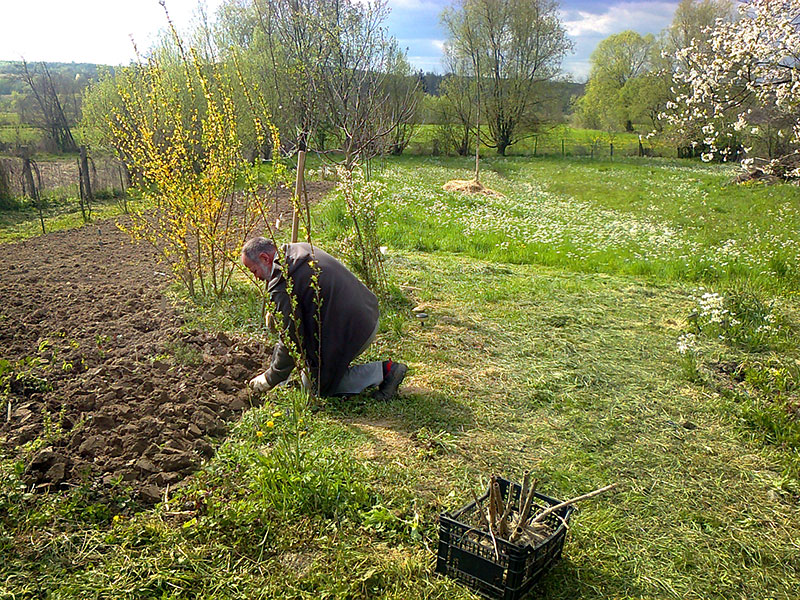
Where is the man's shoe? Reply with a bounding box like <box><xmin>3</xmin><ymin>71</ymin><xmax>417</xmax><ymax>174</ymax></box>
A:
<box><xmin>372</xmin><ymin>361</ymin><xmax>407</xmax><ymax>401</ymax></box>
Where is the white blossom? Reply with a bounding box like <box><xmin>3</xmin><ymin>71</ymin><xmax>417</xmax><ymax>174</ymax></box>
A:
<box><xmin>663</xmin><ymin>0</ymin><xmax>800</xmax><ymax>164</ymax></box>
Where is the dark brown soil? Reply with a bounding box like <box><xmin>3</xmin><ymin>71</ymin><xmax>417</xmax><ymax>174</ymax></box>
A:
<box><xmin>0</xmin><ymin>182</ymin><xmax>331</xmax><ymax>503</ymax></box>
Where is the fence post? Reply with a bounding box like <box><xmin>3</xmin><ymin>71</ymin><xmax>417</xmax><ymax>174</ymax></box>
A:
<box><xmin>638</xmin><ymin>135</ymin><xmax>644</xmax><ymax>157</ymax></box>
<box><xmin>290</xmin><ymin>150</ymin><xmax>306</xmax><ymax>244</ymax></box>
<box><xmin>78</xmin><ymin>146</ymin><xmax>93</xmax><ymax>221</ymax></box>
<box><xmin>561</xmin><ymin>139</ymin><xmax>565</xmax><ymax>157</ymax></box>
<box><xmin>0</xmin><ymin>160</ymin><xmax>10</xmax><ymax>200</ymax></box>
<box><xmin>22</xmin><ymin>157</ymin><xmax>45</xmax><ymax>234</ymax></box>
<box><xmin>533</xmin><ymin>136</ymin><xmax>538</xmax><ymax>157</ymax></box>
<box><xmin>610</xmin><ymin>142</ymin><xmax>614</xmax><ymax>159</ymax></box>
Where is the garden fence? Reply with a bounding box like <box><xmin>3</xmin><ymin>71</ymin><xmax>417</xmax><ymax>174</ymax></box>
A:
<box><xmin>0</xmin><ymin>155</ymin><xmax>127</xmax><ymax>202</ymax></box>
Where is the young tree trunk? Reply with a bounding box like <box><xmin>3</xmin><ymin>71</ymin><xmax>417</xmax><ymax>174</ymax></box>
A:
<box><xmin>474</xmin><ymin>60</ymin><xmax>481</xmax><ymax>183</ymax></box>
<box><xmin>77</xmin><ymin>157</ymin><xmax>87</xmax><ymax>222</ymax></box>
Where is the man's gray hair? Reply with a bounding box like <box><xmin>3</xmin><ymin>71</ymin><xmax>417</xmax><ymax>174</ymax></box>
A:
<box><xmin>242</xmin><ymin>236</ymin><xmax>277</xmax><ymax>262</ymax></box>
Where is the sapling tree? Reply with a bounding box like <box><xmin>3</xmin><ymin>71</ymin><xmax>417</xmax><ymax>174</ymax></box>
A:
<box><xmin>577</xmin><ymin>30</ymin><xmax>658</xmax><ymax>132</ymax></box>
<box><xmin>336</xmin><ymin>166</ymin><xmax>387</xmax><ymax>294</ymax></box>
<box><xmin>664</xmin><ymin>0</ymin><xmax>800</xmax><ymax>177</ymax></box>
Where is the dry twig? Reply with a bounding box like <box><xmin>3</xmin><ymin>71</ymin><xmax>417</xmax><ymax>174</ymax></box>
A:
<box><xmin>530</xmin><ymin>483</ymin><xmax>617</xmax><ymax>525</ymax></box>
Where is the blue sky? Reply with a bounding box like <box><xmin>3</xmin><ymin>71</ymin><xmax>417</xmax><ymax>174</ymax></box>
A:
<box><xmin>0</xmin><ymin>1</ymin><xmax>680</xmax><ymax>81</ymax></box>
<box><xmin>390</xmin><ymin>0</ymin><xmax>680</xmax><ymax>80</ymax></box>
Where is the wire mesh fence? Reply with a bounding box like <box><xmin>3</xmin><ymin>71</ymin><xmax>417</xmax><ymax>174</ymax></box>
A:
<box><xmin>0</xmin><ymin>155</ymin><xmax>127</xmax><ymax>202</ymax></box>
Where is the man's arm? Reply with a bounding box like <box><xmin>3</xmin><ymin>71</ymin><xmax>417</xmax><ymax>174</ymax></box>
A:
<box><xmin>263</xmin><ymin>339</ymin><xmax>294</xmax><ymax>388</ymax></box>
<box><xmin>254</xmin><ymin>274</ymin><xmax>303</xmax><ymax>390</ymax></box>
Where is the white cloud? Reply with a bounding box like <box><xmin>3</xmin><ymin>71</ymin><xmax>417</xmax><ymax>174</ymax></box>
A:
<box><xmin>406</xmin><ymin>55</ymin><xmax>444</xmax><ymax>72</ymax></box>
<box><xmin>562</xmin><ymin>58</ymin><xmax>592</xmax><ymax>82</ymax></box>
<box><xmin>563</xmin><ymin>11</ymin><xmax>615</xmax><ymax>37</ymax></box>
<box><xmin>562</xmin><ymin>1</ymin><xmax>678</xmax><ymax>38</ymax></box>
<box><xmin>431</xmin><ymin>39</ymin><xmax>445</xmax><ymax>52</ymax></box>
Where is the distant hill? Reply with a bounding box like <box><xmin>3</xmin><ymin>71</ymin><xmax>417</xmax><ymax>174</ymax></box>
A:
<box><xmin>0</xmin><ymin>61</ymin><xmax>107</xmax><ymax>97</ymax></box>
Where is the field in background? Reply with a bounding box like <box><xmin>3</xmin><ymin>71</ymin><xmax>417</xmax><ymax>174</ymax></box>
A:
<box><xmin>407</xmin><ymin>124</ymin><xmax>670</xmax><ymax>158</ymax></box>
<box><xmin>2</xmin><ymin>154</ymin><xmax>799</xmax><ymax>599</ymax></box>
<box><xmin>321</xmin><ymin>155</ymin><xmax>799</xmax><ymax>293</ymax></box>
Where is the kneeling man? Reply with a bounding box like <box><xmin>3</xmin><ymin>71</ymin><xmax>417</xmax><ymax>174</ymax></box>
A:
<box><xmin>242</xmin><ymin>237</ymin><xmax>406</xmax><ymax>399</ymax></box>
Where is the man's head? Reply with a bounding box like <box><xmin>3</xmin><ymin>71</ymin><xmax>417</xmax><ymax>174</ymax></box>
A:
<box><xmin>241</xmin><ymin>237</ymin><xmax>277</xmax><ymax>281</ymax></box>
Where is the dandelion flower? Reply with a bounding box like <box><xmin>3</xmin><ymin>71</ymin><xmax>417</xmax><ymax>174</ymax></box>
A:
<box><xmin>267</xmin><ymin>420</ymin><xmax>275</xmax><ymax>428</ymax></box>
<box><xmin>256</xmin><ymin>430</ymin><xmax>264</xmax><ymax>437</ymax></box>
<box><xmin>272</xmin><ymin>411</ymin><xmax>282</xmax><ymax>418</ymax></box>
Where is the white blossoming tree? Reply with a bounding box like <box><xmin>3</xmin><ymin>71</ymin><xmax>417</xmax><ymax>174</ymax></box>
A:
<box><xmin>664</xmin><ymin>0</ymin><xmax>800</xmax><ymax>179</ymax></box>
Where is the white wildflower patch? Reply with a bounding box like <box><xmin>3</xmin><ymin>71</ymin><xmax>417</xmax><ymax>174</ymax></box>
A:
<box><xmin>380</xmin><ymin>161</ymin><xmax>800</xmax><ymax>280</ymax></box>
<box><xmin>694</xmin><ymin>291</ymin><xmax>728</xmax><ymax>325</ymax></box>
<box><xmin>676</xmin><ymin>333</ymin><xmax>698</xmax><ymax>356</ymax></box>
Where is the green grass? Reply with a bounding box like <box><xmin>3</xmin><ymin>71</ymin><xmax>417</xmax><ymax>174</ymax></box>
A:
<box><xmin>318</xmin><ymin>155</ymin><xmax>800</xmax><ymax>292</ymax></box>
<box><xmin>0</xmin><ymin>123</ymin><xmax>40</xmax><ymax>145</ymax></box>
<box><xmin>2</xmin><ymin>154</ymin><xmax>799</xmax><ymax>599</ymax></box>
<box><xmin>0</xmin><ymin>195</ymin><xmax>132</xmax><ymax>242</ymax></box>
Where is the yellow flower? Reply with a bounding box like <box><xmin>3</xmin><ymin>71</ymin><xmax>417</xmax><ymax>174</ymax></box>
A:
<box><xmin>299</xmin><ymin>430</ymin><xmax>307</xmax><ymax>437</ymax></box>
<box><xmin>256</xmin><ymin>430</ymin><xmax>264</xmax><ymax>437</ymax></box>
<box><xmin>272</xmin><ymin>411</ymin><xmax>282</xmax><ymax>418</ymax></box>
<box><xmin>267</xmin><ymin>420</ymin><xmax>275</xmax><ymax>428</ymax></box>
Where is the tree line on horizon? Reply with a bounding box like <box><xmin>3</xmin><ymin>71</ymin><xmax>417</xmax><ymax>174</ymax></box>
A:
<box><xmin>0</xmin><ymin>0</ymin><xmax>796</xmax><ymax>172</ymax></box>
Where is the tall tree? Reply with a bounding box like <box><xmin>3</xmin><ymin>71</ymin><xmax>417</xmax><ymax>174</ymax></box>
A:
<box><xmin>381</xmin><ymin>48</ymin><xmax>423</xmax><ymax>155</ymax></box>
<box><xmin>441</xmin><ymin>0</ymin><xmax>571</xmax><ymax>156</ymax></box>
<box><xmin>18</xmin><ymin>60</ymin><xmax>80</xmax><ymax>153</ymax></box>
<box><xmin>577</xmin><ymin>30</ymin><xmax>657</xmax><ymax>132</ymax></box>
<box><xmin>438</xmin><ymin>58</ymin><xmax>477</xmax><ymax>156</ymax></box>
<box><xmin>665</xmin><ymin>0</ymin><xmax>734</xmax><ymax>62</ymax></box>
<box><xmin>215</xmin><ymin>0</ymin><xmax>417</xmax><ymax>167</ymax></box>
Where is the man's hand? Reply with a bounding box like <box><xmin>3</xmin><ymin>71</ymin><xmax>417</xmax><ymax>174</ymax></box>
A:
<box><xmin>248</xmin><ymin>371</ymin><xmax>288</xmax><ymax>393</ymax></box>
<box><xmin>248</xmin><ymin>372</ymin><xmax>273</xmax><ymax>393</ymax></box>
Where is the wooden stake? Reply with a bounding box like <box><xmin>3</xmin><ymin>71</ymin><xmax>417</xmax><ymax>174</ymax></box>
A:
<box><xmin>519</xmin><ymin>479</ymin><xmax>538</xmax><ymax>526</ymax></box>
<box><xmin>291</xmin><ymin>150</ymin><xmax>306</xmax><ymax>244</ymax></box>
<box><xmin>260</xmin><ymin>277</ymin><xmax>268</xmax><ymax>329</ymax></box>
<box><xmin>521</xmin><ymin>471</ymin><xmax>530</xmax><ymax>505</ymax></box>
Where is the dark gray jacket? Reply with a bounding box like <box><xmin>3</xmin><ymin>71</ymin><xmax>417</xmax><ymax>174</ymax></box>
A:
<box><xmin>263</xmin><ymin>243</ymin><xmax>379</xmax><ymax>396</ymax></box>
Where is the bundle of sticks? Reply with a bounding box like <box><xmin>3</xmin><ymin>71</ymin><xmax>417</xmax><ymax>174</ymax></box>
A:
<box><xmin>471</xmin><ymin>473</ymin><xmax>616</xmax><ymax>557</ymax></box>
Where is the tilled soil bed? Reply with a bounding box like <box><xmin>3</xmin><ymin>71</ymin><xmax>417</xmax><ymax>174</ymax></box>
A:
<box><xmin>0</xmin><ymin>183</ymin><xmax>330</xmax><ymax>503</ymax></box>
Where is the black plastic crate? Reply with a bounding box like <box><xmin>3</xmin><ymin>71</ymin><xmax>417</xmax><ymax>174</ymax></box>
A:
<box><xmin>435</xmin><ymin>476</ymin><xmax>574</xmax><ymax>600</ymax></box>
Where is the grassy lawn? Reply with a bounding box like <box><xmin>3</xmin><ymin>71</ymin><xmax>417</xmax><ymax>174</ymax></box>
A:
<box><xmin>327</xmin><ymin>155</ymin><xmax>799</xmax><ymax>292</ymax></box>
<box><xmin>0</xmin><ymin>195</ymin><xmax>132</xmax><ymax>243</ymax></box>
<box><xmin>2</xmin><ymin>155</ymin><xmax>799</xmax><ymax>598</ymax></box>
